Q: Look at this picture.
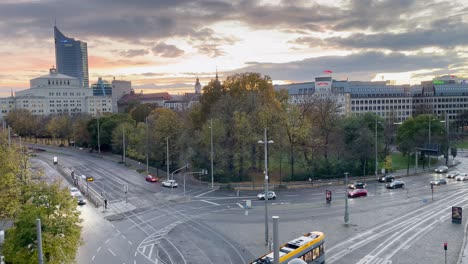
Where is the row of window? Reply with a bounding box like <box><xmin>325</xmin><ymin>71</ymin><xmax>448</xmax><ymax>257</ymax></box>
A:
<box><xmin>353</xmin><ymin>99</ymin><xmax>411</xmax><ymax>104</ymax></box>
<box><xmin>48</xmin><ymin>79</ymin><xmax>70</xmax><ymax>86</ymax></box>
<box><xmin>48</xmin><ymin>92</ymin><xmax>83</xmax><ymax>96</ymax></box>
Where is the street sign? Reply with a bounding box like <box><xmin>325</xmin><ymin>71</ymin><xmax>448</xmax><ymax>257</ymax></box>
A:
<box><xmin>452</xmin><ymin>206</ymin><xmax>462</xmax><ymax>224</ymax></box>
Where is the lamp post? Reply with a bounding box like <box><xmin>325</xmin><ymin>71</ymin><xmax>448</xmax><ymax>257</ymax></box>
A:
<box><xmin>166</xmin><ymin>137</ymin><xmax>169</xmax><ymax>181</ymax></box>
<box><xmin>344</xmin><ymin>172</ymin><xmax>349</xmax><ymax>226</ymax></box>
<box><xmin>375</xmin><ymin>117</ymin><xmax>378</xmax><ymax>178</ymax></box>
<box><xmin>258</xmin><ymin>128</ymin><xmax>274</xmax><ymax>245</ymax></box>
<box><xmin>210</xmin><ymin>118</ymin><xmax>214</xmax><ymax>189</ymax></box>
<box><xmin>97</xmin><ymin>112</ymin><xmax>101</xmax><ymax>154</ymax></box>
<box><xmin>146</xmin><ymin>116</ymin><xmax>149</xmax><ymax>173</ymax></box>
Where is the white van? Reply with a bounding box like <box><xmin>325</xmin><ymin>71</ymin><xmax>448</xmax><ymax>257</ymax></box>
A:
<box><xmin>53</xmin><ymin>156</ymin><xmax>58</xmax><ymax>165</ymax></box>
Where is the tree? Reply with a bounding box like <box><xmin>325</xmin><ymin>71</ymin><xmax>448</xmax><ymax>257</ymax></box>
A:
<box><xmin>3</xmin><ymin>181</ymin><xmax>82</xmax><ymax>264</ymax></box>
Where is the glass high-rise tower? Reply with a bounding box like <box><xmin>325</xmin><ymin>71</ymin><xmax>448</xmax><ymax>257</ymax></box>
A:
<box><xmin>54</xmin><ymin>26</ymin><xmax>89</xmax><ymax>88</ymax></box>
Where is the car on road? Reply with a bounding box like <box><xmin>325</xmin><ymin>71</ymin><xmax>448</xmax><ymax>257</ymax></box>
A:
<box><xmin>386</xmin><ymin>180</ymin><xmax>405</xmax><ymax>189</ymax></box>
<box><xmin>257</xmin><ymin>191</ymin><xmax>277</xmax><ymax>200</ymax></box>
<box><xmin>162</xmin><ymin>179</ymin><xmax>178</xmax><ymax>187</ymax></box>
<box><xmin>435</xmin><ymin>165</ymin><xmax>449</xmax><ymax>173</ymax></box>
<box><xmin>447</xmin><ymin>171</ymin><xmax>460</xmax><ymax>178</ymax></box>
<box><xmin>378</xmin><ymin>175</ymin><xmax>395</xmax><ymax>183</ymax></box>
<box><xmin>75</xmin><ymin>194</ymin><xmax>86</xmax><ymax>205</ymax></box>
<box><xmin>145</xmin><ymin>174</ymin><xmax>158</xmax><ymax>182</ymax></box>
<box><xmin>455</xmin><ymin>173</ymin><xmax>468</xmax><ymax>181</ymax></box>
<box><xmin>348</xmin><ymin>182</ymin><xmax>366</xmax><ymax>189</ymax></box>
<box><xmin>348</xmin><ymin>188</ymin><xmax>368</xmax><ymax>198</ymax></box>
<box><xmin>430</xmin><ymin>179</ymin><xmax>447</xmax><ymax>185</ymax></box>
<box><xmin>69</xmin><ymin>187</ymin><xmax>81</xmax><ymax>197</ymax></box>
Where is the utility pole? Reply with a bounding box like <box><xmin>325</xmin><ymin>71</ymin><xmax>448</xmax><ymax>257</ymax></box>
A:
<box><xmin>166</xmin><ymin>137</ymin><xmax>169</xmax><ymax>181</ymax></box>
<box><xmin>97</xmin><ymin>112</ymin><xmax>101</xmax><ymax>154</ymax></box>
<box><xmin>8</xmin><ymin>126</ymin><xmax>11</xmax><ymax>148</ymax></box>
<box><xmin>210</xmin><ymin>118</ymin><xmax>214</xmax><ymax>189</ymax></box>
<box><xmin>344</xmin><ymin>172</ymin><xmax>349</xmax><ymax>226</ymax></box>
<box><xmin>258</xmin><ymin>128</ymin><xmax>274</xmax><ymax>246</ymax></box>
<box><xmin>36</xmin><ymin>219</ymin><xmax>44</xmax><ymax>264</ymax></box>
<box><xmin>445</xmin><ymin>112</ymin><xmax>449</xmax><ymax>166</ymax></box>
<box><xmin>273</xmin><ymin>216</ymin><xmax>279</xmax><ymax>264</ymax></box>
<box><xmin>122</xmin><ymin>129</ymin><xmax>126</xmax><ymax>163</ymax></box>
<box><xmin>375</xmin><ymin>117</ymin><xmax>378</xmax><ymax>178</ymax></box>
<box><xmin>146</xmin><ymin>116</ymin><xmax>149</xmax><ymax>173</ymax></box>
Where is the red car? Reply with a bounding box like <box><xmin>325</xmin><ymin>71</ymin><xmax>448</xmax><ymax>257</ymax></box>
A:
<box><xmin>145</xmin><ymin>174</ymin><xmax>158</xmax><ymax>182</ymax></box>
<box><xmin>348</xmin><ymin>188</ymin><xmax>367</xmax><ymax>198</ymax></box>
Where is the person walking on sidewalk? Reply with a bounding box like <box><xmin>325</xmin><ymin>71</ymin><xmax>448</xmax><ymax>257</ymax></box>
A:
<box><xmin>104</xmin><ymin>198</ymin><xmax>108</xmax><ymax>209</ymax></box>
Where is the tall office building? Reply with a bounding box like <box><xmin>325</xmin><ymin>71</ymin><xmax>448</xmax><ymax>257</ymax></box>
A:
<box><xmin>54</xmin><ymin>26</ymin><xmax>89</xmax><ymax>88</ymax></box>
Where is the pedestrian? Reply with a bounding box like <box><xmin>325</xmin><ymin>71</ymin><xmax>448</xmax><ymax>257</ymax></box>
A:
<box><xmin>104</xmin><ymin>198</ymin><xmax>108</xmax><ymax>209</ymax></box>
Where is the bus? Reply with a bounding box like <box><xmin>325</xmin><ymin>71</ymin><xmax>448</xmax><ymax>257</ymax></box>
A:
<box><xmin>250</xmin><ymin>231</ymin><xmax>325</xmax><ymax>264</ymax></box>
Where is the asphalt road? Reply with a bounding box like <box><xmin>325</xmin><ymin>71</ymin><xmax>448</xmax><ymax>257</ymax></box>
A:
<box><xmin>31</xmin><ymin>145</ymin><xmax>468</xmax><ymax>264</ymax></box>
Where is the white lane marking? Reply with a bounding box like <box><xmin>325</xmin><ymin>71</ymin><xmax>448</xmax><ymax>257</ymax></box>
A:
<box><xmin>134</xmin><ymin>251</ymin><xmax>137</xmax><ymax>257</ymax></box>
<box><xmin>237</xmin><ymin>203</ymin><xmax>243</xmax><ymax>208</ymax></box>
<box><xmin>92</xmin><ymin>256</ymin><xmax>95</xmax><ymax>261</ymax></box>
<box><xmin>97</xmin><ymin>246</ymin><xmax>102</xmax><ymax>252</ymax></box>
<box><xmin>108</xmin><ymin>248</ymin><xmax>117</xmax><ymax>256</ymax></box>
<box><xmin>134</xmin><ymin>260</ymin><xmax>136</xmax><ymax>264</ymax></box>
<box><xmin>195</xmin><ymin>189</ymin><xmax>216</xmax><ymax>197</ymax></box>
<box><xmin>111</xmin><ymin>223</ymin><xmax>115</xmax><ymax>228</ymax></box>
<box><xmin>201</xmin><ymin>199</ymin><xmax>220</xmax><ymax>206</ymax></box>
<box><xmin>128</xmin><ymin>240</ymin><xmax>133</xmax><ymax>245</ymax></box>
<box><xmin>105</xmin><ymin>239</ymin><xmax>110</xmax><ymax>244</ymax></box>
<box><xmin>121</xmin><ymin>234</ymin><xmax>126</xmax><ymax>239</ymax></box>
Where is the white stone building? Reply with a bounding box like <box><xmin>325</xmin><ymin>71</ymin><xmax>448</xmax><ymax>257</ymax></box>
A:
<box><xmin>0</xmin><ymin>68</ymin><xmax>112</xmax><ymax>118</ymax></box>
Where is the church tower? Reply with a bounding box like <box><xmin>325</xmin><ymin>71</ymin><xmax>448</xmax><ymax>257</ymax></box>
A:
<box><xmin>195</xmin><ymin>77</ymin><xmax>201</xmax><ymax>94</ymax></box>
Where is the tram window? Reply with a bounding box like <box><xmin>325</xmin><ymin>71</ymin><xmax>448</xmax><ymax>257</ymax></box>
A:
<box><xmin>313</xmin><ymin>247</ymin><xmax>320</xmax><ymax>259</ymax></box>
<box><xmin>303</xmin><ymin>251</ymin><xmax>313</xmax><ymax>262</ymax></box>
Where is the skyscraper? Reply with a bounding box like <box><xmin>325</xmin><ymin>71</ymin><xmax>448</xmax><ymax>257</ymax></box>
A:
<box><xmin>54</xmin><ymin>26</ymin><xmax>89</xmax><ymax>88</ymax></box>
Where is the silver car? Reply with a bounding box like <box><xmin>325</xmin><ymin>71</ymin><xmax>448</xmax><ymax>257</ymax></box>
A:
<box><xmin>435</xmin><ymin>166</ymin><xmax>449</xmax><ymax>173</ymax></box>
<box><xmin>447</xmin><ymin>171</ymin><xmax>460</xmax><ymax>178</ymax></box>
<box><xmin>162</xmin><ymin>180</ymin><xmax>178</xmax><ymax>187</ymax></box>
<box><xmin>386</xmin><ymin>180</ymin><xmax>405</xmax><ymax>189</ymax></box>
<box><xmin>455</xmin><ymin>173</ymin><xmax>468</xmax><ymax>181</ymax></box>
<box><xmin>257</xmin><ymin>191</ymin><xmax>277</xmax><ymax>200</ymax></box>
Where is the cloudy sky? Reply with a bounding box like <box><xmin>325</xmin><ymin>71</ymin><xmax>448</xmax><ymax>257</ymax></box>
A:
<box><xmin>1</xmin><ymin>0</ymin><xmax>468</xmax><ymax>96</ymax></box>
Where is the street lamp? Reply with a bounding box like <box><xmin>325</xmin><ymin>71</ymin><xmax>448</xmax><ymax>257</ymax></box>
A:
<box><xmin>374</xmin><ymin>117</ymin><xmax>380</xmax><ymax>179</ymax></box>
<box><xmin>258</xmin><ymin>128</ymin><xmax>274</xmax><ymax>246</ymax></box>
<box><xmin>344</xmin><ymin>172</ymin><xmax>349</xmax><ymax>226</ymax></box>
<box><xmin>210</xmin><ymin>119</ymin><xmax>214</xmax><ymax>189</ymax></box>
<box><xmin>97</xmin><ymin>112</ymin><xmax>101</xmax><ymax>154</ymax></box>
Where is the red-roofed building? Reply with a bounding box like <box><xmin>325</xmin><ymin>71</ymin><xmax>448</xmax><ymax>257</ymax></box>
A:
<box><xmin>117</xmin><ymin>90</ymin><xmax>172</xmax><ymax>112</ymax></box>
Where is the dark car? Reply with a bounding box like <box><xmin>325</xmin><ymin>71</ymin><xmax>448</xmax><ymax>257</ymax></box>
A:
<box><xmin>76</xmin><ymin>194</ymin><xmax>86</xmax><ymax>205</ymax></box>
<box><xmin>430</xmin><ymin>179</ymin><xmax>447</xmax><ymax>186</ymax></box>
<box><xmin>348</xmin><ymin>182</ymin><xmax>366</xmax><ymax>189</ymax></box>
<box><xmin>348</xmin><ymin>188</ymin><xmax>368</xmax><ymax>198</ymax></box>
<box><xmin>145</xmin><ymin>174</ymin><xmax>158</xmax><ymax>182</ymax></box>
<box><xmin>386</xmin><ymin>180</ymin><xmax>405</xmax><ymax>189</ymax></box>
<box><xmin>378</xmin><ymin>175</ymin><xmax>395</xmax><ymax>183</ymax></box>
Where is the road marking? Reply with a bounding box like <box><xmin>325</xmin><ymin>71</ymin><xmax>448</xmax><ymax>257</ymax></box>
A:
<box><xmin>105</xmin><ymin>239</ymin><xmax>110</xmax><ymax>244</ymax></box>
<box><xmin>195</xmin><ymin>189</ymin><xmax>216</xmax><ymax>197</ymax></box>
<box><xmin>97</xmin><ymin>246</ymin><xmax>102</xmax><ymax>252</ymax></box>
<box><xmin>121</xmin><ymin>234</ymin><xmax>126</xmax><ymax>239</ymax></box>
<box><xmin>201</xmin><ymin>200</ymin><xmax>220</xmax><ymax>206</ymax></box>
<box><xmin>128</xmin><ymin>240</ymin><xmax>133</xmax><ymax>245</ymax></box>
<box><xmin>134</xmin><ymin>251</ymin><xmax>137</xmax><ymax>257</ymax></box>
<box><xmin>92</xmin><ymin>256</ymin><xmax>95</xmax><ymax>261</ymax></box>
<box><xmin>108</xmin><ymin>248</ymin><xmax>117</xmax><ymax>256</ymax></box>
<box><xmin>237</xmin><ymin>203</ymin><xmax>243</xmax><ymax>208</ymax></box>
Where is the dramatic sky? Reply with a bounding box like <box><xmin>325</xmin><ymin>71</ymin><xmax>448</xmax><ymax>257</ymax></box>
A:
<box><xmin>1</xmin><ymin>0</ymin><xmax>468</xmax><ymax>96</ymax></box>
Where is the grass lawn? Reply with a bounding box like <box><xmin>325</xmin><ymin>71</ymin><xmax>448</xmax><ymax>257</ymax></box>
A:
<box><xmin>387</xmin><ymin>152</ymin><xmax>438</xmax><ymax>171</ymax></box>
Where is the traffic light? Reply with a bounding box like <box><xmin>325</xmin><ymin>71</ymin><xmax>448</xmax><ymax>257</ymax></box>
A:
<box><xmin>444</xmin><ymin>242</ymin><xmax>447</xmax><ymax>250</ymax></box>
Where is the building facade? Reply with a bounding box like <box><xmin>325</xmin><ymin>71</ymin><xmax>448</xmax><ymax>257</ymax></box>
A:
<box><xmin>0</xmin><ymin>68</ymin><xmax>112</xmax><ymax>118</ymax></box>
<box><xmin>275</xmin><ymin>76</ymin><xmax>468</xmax><ymax>122</ymax></box>
<box><xmin>54</xmin><ymin>26</ymin><xmax>89</xmax><ymax>88</ymax></box>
